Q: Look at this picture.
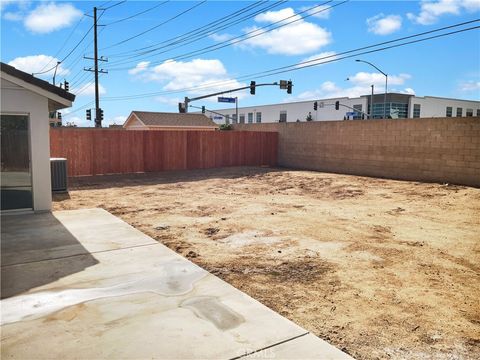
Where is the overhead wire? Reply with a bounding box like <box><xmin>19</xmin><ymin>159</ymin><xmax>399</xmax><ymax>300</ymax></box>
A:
<box><xmin>106</xmin><ymin>0</ymin><xmax>341</xmax><ymax>70</ymax></box>
<box><xmin>36</xmin><ymin>16</ymin><xmax>86</xmax><ymax>73</ymax></box>
<box><xmin>104</xmin><ymin>1</ymin><xmax>169</xmax><ymax>26</ymax></box>
<box><xmin>105</xmin><ymin>0</ymin><xmax>281</xmax><ymax>57</ymax></box>
<box><xmin>99</xmin><ymin>20</ymin><xmax>480</xmax><ymax>101</ymax></box>
<box><xmin>102</xmin><ymin>1</ymin><xmax>207</xmax><ymax>50</ymax></box>
<box><xmin>102</xmin><ymin>0</ymin><xmax>127</xmax><ymax>10</ymax></box>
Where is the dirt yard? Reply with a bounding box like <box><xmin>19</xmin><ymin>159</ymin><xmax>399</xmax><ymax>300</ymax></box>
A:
<box><xmin>53</xmin><ymin>167</ymin><xmax>480</xmax><ymax>360</ymax></box>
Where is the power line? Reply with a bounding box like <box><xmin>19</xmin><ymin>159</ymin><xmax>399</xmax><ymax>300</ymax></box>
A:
<box><xmin>105</xmin><ymin>0</ymin><xmax>280</xmax><ymax>58</ymax></box>
<box><xmin>102</xmin><ymin>0</ymin><xmax>127</xmax><ymax>10</ymax></box>
<box><xmin>106</xmin><ymin>0</ymin><xmax>342</xmax><ymax>70</ymax></box>
<box><xmin>62</xmin><ymin>101</ymin><xmax>95</xmax><ymax>118</ymax></box>
<box><xmin>36</xmin><ymin>16</ymin><xmax>86</xmax><ymax>73</ymax></box>
<box><xmin>102</xmin><ymin>1</ymin><xmax>207</xmax><ymax>50</ymax></box>
<box><xmin>104</xmin><ymin>1</ymin><xmax>169</xmax><ymax>26</ymax></box>
<box><xmin>251</xmin><ymin>25</ymin><xmax>480</xmax><ymax>81</ymax></box>
<box><xmin>99</xmin><ymin>20</ymin><xmax>479</xmax><ymax>101</ymax></box>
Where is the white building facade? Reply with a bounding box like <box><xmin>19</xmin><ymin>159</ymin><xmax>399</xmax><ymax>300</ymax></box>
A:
<box><xmin>201</xmin><ymin>93</ymin><xmax>480</xmax><ymax>124</ymax></box>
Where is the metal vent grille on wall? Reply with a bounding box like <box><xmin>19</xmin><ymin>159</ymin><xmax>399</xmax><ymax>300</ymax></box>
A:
<box><xmin>50</xmin><ymin>158</ymin><xmax>68</xmax><ymax>192</ymax></box>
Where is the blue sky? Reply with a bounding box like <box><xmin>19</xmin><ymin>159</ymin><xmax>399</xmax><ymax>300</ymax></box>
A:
<box><xmin>1</xmin><ymin>0</ymin><xmax>479</xmax><ymax>127</ymax></box>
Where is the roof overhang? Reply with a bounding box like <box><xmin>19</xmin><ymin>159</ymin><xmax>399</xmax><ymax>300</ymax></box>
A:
<box><xmin>1</xmin><ymin>64</ymin><xmax>75</xmax><ymax>111</ymax></box>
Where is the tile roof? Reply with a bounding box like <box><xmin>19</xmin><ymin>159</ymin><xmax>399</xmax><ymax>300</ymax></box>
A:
<box><xmin>132</xmin><ymin>111</ymin><xmax>218</xmax><ymax>127</ymax></box>
<box><xmin>1</xmin><ymin>62</ymin><xmax>75</xmax><ymax>102</ymax></box>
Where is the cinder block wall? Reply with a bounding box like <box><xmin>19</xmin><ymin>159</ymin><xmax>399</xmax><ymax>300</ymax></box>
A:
<box><xmin>233</xmin><ymin>117</ymin><xmax>480</xmax><ymax>187</ymax></box>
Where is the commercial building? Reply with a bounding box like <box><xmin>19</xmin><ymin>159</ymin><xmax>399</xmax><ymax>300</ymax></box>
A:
<box><xmin>201</xmin><ymin>93</ymin><xmax>480</xmax><ymax>124</ymax></box>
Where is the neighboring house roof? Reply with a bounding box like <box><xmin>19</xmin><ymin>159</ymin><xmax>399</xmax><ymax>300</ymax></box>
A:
<box><xmin>126</xmin><ymin>111</ymin><xmax>218</xmax><ymax>128</ymax></box>
<box><xmin>1</xmin><ymin>62</ymin><xmax>75</xmax><ymax>102</ymax></box>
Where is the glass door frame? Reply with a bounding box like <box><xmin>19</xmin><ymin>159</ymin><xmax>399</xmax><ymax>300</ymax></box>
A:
<box><xmin>0</xmin><ymin>112</ymin><xmax>34</xmax><ymax>212</ymax></box>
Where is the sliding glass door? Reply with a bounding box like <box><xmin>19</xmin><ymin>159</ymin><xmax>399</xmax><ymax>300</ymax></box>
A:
<box><xmin>1</xmin><ymin>114</ymin><xmax>33</xmax><ymax>210</ymax></box>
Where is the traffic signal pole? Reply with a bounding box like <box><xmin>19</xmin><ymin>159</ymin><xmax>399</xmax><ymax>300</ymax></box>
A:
<box><xmin>181</xmin><ymin>81</ymin><xmax>290</xmax><ymax>113</ymax></box>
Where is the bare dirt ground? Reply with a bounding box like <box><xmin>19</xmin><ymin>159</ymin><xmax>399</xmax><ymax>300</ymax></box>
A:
<box><xmin>53</xmin><ymin>167</ymin><xmax>480</xmax><ymax>360</ymax></box>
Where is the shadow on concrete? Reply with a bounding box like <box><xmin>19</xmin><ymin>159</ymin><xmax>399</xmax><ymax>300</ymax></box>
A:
<box><xmin>1</xmin><ymin>212</ymin><xmax>98</xmax><ymax>299</ymax></box>
<box><xmin>65</xmin><ymin>166</ymin><xmax>284</xmax><ymax>191</ymax></box>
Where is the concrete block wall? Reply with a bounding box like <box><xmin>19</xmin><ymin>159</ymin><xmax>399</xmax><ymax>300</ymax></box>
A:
<box><xmin>233</xmin><ymin>117</ymin><xmax>480</xmax><ymax>187</ymax></box>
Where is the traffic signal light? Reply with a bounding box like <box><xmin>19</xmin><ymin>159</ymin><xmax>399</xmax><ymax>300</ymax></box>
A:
<box><xmin>250</xmin><ymin>81</ymin><xmax>256</xmax><ymax>95</ymax></box>
<box><xmin>98</xmin><ymin>108</ymin><xmax>104</xmax><ymax>121</ymax></box>
<box><xmin>287</xmin><ymin>80</ymin><xmax>292</xmax><ymax>94</ymax></box>
<box><xmin>313</xmin><ymin>101</ymin><xmax>318</xmax><ymax>111</ymax></box>
<box><xmin>57</xmin><ymin>112</ymin><xmax>62</xmax><ymax>121</ymax></box>
<box><xmin>64</xmin><ymin>81</ymin><xmax>69</xmax><ymax>92</ymax></box>
<box><xmin>335</xmin><ymin>101</ymin><xmax>340</xmax><ymax>110</ymax></box>
<box><xmin>178</xmin><ymin>102</ymin><xmax>186</xmax><ymax>113</ymax></box>
<box><xmin>86</xmin><ymin>109</ymin><xmax>91</xmax><ymax>120</ymax></box>
<box><xmin>201</xmin><ymin>106</ymin><xmax>205</xmax><ymax>114</ymax></box>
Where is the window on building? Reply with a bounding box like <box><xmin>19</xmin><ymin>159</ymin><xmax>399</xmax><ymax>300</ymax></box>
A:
<box><xmin>279</xmin><ymin>110</ymin><xmax>287</xmax><ymax>123</ymax></box>
<box><xmin>446</xmin><ymin>106</ymin><xmax>452</xmax><ymax>117</ymax></box>
<box><xmin>256</xmin><ymin>112</ymin><xmax>262</xmax><ymax>123</ymax></box>
<box><xmin>248</xmin><ymin>112</ymin><xmax>253</xmax><ymax>123</ymax></box>
<box><xmin>353</xmin><ymin>104</ymin><xmax>362</xmax><ymax>120</ymax></box>
<box><xmin>477</xmin><ymin>109</ymin><xmax>480</xmax><ymax>117</ymax></box>
<box><xmin>378</xmin><ymin>102</ymin><xmax>407</xmax><ymax>119</ymax></box>
<box><xmin>413</xmin><ymin>104</ymin><xmax>421</xmax><ymax>118</ymax></box>
<box><xmin>466</xmin><ymin>109</ymin><xmax>473</xmax><ymax>117</ymax></box>
<box><xmin>456</xmin><ymin>107</ymin><xmax>462</xmax><ymax>117</ymax></box>
<box><xmin>232</xmin><ymin>114</ymin><xmax>237</xmax><ymax>124</ymax></box>
<box><xmin>239</xmin><ymin>113</ymin><xmax>245</xmax><ymax>124</ymax></box>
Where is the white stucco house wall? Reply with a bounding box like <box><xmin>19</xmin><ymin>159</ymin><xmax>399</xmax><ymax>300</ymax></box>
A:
<box><xmin>1</xmin><ymin>62</ymin><xmax>75</xmax><ymax>212</ymax></box>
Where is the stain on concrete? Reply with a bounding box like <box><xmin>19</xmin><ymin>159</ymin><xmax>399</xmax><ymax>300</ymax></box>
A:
<box><xmin>181</xmin><ymin>296</ymin><xmax>245</xmax><ymax>331</ymax></box>
<box><xmin>1</xmin><ymin>260</ymin><xmax>206</xmax><ymax>325</ymax></box>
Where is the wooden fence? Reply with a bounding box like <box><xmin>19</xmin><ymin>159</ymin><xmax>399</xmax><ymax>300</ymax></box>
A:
<box><xmin>50</xmin><ymin>129</ymin><xmax>278</xmax><ymax>177</ymax></box>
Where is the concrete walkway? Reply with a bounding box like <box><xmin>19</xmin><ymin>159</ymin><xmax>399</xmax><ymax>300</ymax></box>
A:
<box><xmin>1</xmin><ymin>208</ymin><xmax>352</xmax><ymax>359</ymax></box>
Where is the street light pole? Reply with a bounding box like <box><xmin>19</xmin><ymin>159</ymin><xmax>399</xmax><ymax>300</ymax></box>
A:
<box><xmin>356</xmin><ymin>59</ymin><xmax>388</xmax><ymax>119</ymax></box>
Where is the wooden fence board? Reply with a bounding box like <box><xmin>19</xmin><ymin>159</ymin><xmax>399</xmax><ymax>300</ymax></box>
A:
<box><xmin>50</xmin><ymin>129</ymin><xmax>277</xmax><ymax>177</ymax></box>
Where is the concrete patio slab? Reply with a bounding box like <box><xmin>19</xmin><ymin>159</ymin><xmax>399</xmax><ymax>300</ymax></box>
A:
<box><xmin>1</xmin><ymin>208</ymin><xmax>352</xmax><ymax>359</ymax></box>
<box><xmin>1</xmin><ymin>208</ymin><xmax>156</xmax><ymax>266</ymax></box>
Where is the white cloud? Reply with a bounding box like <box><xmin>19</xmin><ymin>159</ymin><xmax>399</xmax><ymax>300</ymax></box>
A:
<box><xmin>291</xmin><ymin>72</ymin><xmax>413</xmax><ymax>100</ymax></box>
<box><xmin>297</xmin><ymin>51</ymin><xmax>337</xmax><ymax>67</ymax></box>
<box><xmin>367</xmin><ymin>14</ymin><xmax>402</xmax><ymax>35</ymax></box>
<box><xmin>231</xmin><ymin>7</ymin><xmax>331</xmax><ymax>55</ymax></box>
<box><xmin>459</xmin><ymin>80</ymin><xmax>480</xmax><ymax>92</ymax></box>
<box><xmin>402</xmin><ymin>87</ymin><xmax>416</xmax><ymax>95</ymax></box>
<box><xmin>73</xmin><ymin>82</ymin><xmax>106</xmax><ymax>96</ymax></box>
<box><xmin>155</xmin><ymin>96</ymin><xmax>183</xmax><ymax>107</ymax></box>
<box><xmin>1</xmin><ymin>0</ymin><xmax>30</xmax><ymax>11</ymax></box>
<box><xmin>3</xmin><ymin>11</ymin><xmax>22</xmax><ymax>21</ymax></box>
<box><xmin>407</xmin><ymin>0</ymin><xmax>479</xmax><ymax>25</ymax></box>
<box><xmin>106</xmin><ymin>115</ymin><xmax>127</xmax><ymax>126</ymax></box>
<box><xmin>254</xmin><ymin>7</ymin><xmax>300</xmax><ymax>23</ymax></box>
<box><xmin>24</xmin><ymin>2</ymin><xmax>82</xmax><ymax>33</ymax></box>
<box><xmin>128</xmin><ymin>61</ymin><xmax>150</xmax><ymax>75</ymax></box>
<box><xmin>8</xmin><ymin>55</ymin><xmax>69</xmax><ymax>77</ymax></box>
<box><xmin>299</xmin><ymin>4</ymin><xmax>332</xmax><ymax>19</ymax></box>
<box><xmin>209</xmin><ymin>33</ymin><xmax>234</xmax><ymax>42</ymax></box>
<box><xmin>347</xmin><ymin>72</ymin><xmax>411</xmax><ymax>87</ymax></box>
<box><xmin>129</xmin><ymin>58</ymin><xmax>247</xmax><ymax>100</ymax></box>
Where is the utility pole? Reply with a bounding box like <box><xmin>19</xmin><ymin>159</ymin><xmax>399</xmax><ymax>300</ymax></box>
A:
<box><xmin>93</xmin><ymin>6</ymin><xmax>99</xmax><ymax>127</ymax></box>
<box><xmin>84</xmin><ymin>6</ymin><xmax>108</xmax><ymax>127</ymax></box>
